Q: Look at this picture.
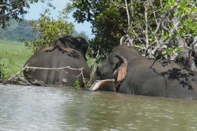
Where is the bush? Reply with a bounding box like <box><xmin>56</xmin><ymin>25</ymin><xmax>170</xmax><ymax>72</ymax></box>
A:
<box><xmin>25</xmin><ymin>9</ymin><xmax>74</xmax><ymax>52</ymax></box>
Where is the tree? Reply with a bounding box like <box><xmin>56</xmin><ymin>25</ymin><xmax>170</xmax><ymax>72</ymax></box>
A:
<box><xmin>67</xmin><ymin>0</ymin><xmax>197</xmax><ymax>71</ymax></box>
<box><xmin>66</xmin><ymin>0</ymin><xmax>127</xmax><ymax>60</ymax></box>
<box><xmin>25</xmin><ymin>9</ymin><xmax>74</xmax><ymax>52</ymax></box>
<box><xmin>0</xmin><ymin>0</ymin><xmax>53</xmax><ymax>29</ymax></box>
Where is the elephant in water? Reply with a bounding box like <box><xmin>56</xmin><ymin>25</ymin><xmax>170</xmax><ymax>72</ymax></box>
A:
<box><xmin>24</xmin><ymin>35</ymin><xmax>91</xmax><ymax>87</ymax></box>
<box><xmin>92</xmin><ymin>45</ymin><xmax>197</xmax><ymax>99</ymax></box>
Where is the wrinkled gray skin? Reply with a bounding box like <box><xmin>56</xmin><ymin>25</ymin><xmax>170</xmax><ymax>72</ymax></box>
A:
<box><xmin>24</xmin><ymin>35</ymin><xmax>90</xmax><ymax>87</ymax></box>
<box><xmin>93</xmin><ymin>45</ymin><xmax>197</xmax><ymax>99</ymax></box>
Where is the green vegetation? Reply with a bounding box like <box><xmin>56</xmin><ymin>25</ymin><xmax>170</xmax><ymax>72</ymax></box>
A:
<box><xmin>25</xmin><ymin>9</ymin><xmax>74</xmax><ymax>52</ymax></box>
<box><xmin>0</xmin><ymin>57</ymin><xmax>6</xmax><ymax>79</ymax></box>
<box><xmin>73</xmin><ymin>80</ymin><xmax>80</xmax><ymax>90</ymax></box>
<box><xmin>67</xmin><ymin>0</ymin><xmax>197</xmax><ymax>71</ymax></box>
<box><xmin>0</xmin><ymin>40</ymin><xmax>33</xmax><ymax>78</ymax></box>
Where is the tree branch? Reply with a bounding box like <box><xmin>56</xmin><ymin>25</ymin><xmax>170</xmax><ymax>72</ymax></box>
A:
<box><xmin>144</xmin><ymin>3</ymin><xmax>149</xmax><ymax>49</ymax></box>
<box><xmin>124</xmin><ymin>0</ymin><xmax>131</xmax><ymax>27</ymax></box>
<box><xmin>4</xmin><ymin>64</ymin><xmax>87</xmax><ymax>86</ymax></box>
<box><xmin>4</xmin><ymin>64</ymin><xmax>29</xmax><ymax>83</ymax></box>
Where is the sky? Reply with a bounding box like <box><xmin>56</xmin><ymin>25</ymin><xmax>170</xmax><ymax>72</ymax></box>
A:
<box><xmin>24</xmin><ymin>0</ymin><xmax>94</xmax><ymax>38</ymax></box>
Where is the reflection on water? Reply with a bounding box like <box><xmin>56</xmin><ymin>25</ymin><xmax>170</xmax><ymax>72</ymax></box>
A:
<box><xmin>0</xmin><ymin>84</ymin><xmax>197</xmax><ymax>131</ymax></box>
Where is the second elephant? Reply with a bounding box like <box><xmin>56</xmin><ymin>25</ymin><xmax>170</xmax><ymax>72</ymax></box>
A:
<box><xmin>24</xmin><ymin>35</ymin><xmax>91</xmax><ymax>87</ymax></box>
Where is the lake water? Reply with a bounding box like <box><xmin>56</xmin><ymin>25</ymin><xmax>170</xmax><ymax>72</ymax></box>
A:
<box><xmin>0</xmin><ymin>84</ymin><xmax>197</xmax><ymax>131</ymax></box>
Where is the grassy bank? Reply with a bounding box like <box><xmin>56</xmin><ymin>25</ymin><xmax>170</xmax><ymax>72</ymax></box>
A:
<box><xmin>0</xmin><ymin>40</ymin><xmax>33</xmax><ymax>78</ymax></box>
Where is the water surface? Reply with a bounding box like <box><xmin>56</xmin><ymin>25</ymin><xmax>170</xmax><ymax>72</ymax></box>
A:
<box><xmin>0</xmin><ymin>84</ymin><xmax>197</xmax><ymax>131</ymax></box>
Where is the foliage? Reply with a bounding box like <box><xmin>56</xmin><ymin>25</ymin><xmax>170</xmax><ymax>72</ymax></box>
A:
<box><xmin>66</xmin><ymin>0</ymin><xmax>127</xmax><ymax>61</ymax></box>
<box><xmin>67</xmin><ymin>0</ymin><xmax>197</xmax><ymax>71</ymax></box>
<box><xmin>73</xmin><ymin>80</ymin><xmax>80</xmax><ymax>90</ymax></box>
<box><xmin>0</xmin><ymin>0</ymin><xmax>54</xmax><ymax>29</ymax></box>
<box><xmin>0</xmin><ymin>40</ymin><xmax>33</xmax><ymax>78</ymax></box>
<box><xmin>24</xmin><ymin>9</ymin><xmax>74</xmax><ymax>52</ymax></box>
<box><xmin>0</xmin><ymin>57</ymin><xmax>6</xmax><ymax>79</ymax></box>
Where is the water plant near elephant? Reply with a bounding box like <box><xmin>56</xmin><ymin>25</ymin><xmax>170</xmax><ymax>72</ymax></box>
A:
<box><xmin>74</xmin><ymin>80</ymin><xmax>80</xmax><ymax>90</ymax></box>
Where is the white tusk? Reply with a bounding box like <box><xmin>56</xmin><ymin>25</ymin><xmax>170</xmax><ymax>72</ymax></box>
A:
<box><xmin>90</xmin><ymin>79</ymin><xmax>115</xmax><ymax>91</ymax></box>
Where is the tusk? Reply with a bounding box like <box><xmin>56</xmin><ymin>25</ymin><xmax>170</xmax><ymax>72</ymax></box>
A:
<box><xmin>90</xmin><ymin>79</ymin><xmax>115</xmax><ymax>91</ymax></box>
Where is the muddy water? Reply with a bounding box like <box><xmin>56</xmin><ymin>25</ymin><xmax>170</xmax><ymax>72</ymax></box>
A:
<box><xmin>0</xmin><ymin>84</ymin><xmax>197</xmax><ymax>131</ymax></box>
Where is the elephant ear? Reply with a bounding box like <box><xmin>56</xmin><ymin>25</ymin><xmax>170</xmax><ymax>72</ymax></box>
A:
<box><xmin>113</xmin><ymin>55</ymin><xmax>128</xmax><ymax>82</ymax></box>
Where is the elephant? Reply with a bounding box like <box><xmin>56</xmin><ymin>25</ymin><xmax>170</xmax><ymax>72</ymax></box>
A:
<box><xmin>92</xmin><ymin>45</ymin><xmax>197</xmax><ymax>99</ymax></box>
<box><xmin>24</xmin><ymin>35</ymin><xmax>91</xmax><ymax>87</ymax></box>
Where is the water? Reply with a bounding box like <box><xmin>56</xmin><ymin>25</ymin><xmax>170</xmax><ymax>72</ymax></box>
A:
<box><xmin>0</xmin><ymin>84</ymin><xmax>197</xmax><ymax>131</ymax></box>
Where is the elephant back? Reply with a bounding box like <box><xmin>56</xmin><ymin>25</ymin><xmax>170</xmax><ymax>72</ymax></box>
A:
<box><xmin>56</xmin><ymin>35</ymin><xmax>88</xmax><ymax>59</ymax></box>
<box><xmin>24</xmin><ymin>35</ymin><xmax>90</xmax><ymax>87</ymax></box>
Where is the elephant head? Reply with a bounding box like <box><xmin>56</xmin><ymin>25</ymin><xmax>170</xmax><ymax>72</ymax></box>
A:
<box><xmin>24</xmin><ymin>35</ymin><xmax>91</xmax><ymax>87</ymax></box>
<box><xmin>92</xmin><ymin>53</ymin><xmax>128</xmax><ymax>91</ymax></box>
